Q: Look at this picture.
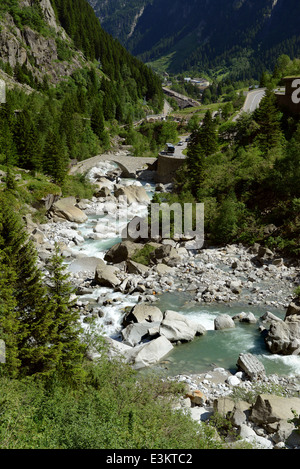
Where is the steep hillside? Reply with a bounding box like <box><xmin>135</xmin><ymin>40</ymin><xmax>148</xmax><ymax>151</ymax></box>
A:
<box><xmin>0</xmin><ymin>0</ymin><xmax>86</xmax><ymax>86</ymax></box>
<box><xmin>87</xmin><ymin>0</ymin><xmax>151</xmax><ymax>45</ymax></box>
<box><xmin>0</xmin><ymin>0</ymin><xmax>164</xmax><ymax>186</ymax></box>
<box><xmin>87</xmin><ymin>0</ymin><xmax>300</xmax><ymax>79</ymax></box>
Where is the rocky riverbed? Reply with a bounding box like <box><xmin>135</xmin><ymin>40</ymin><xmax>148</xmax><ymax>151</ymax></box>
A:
<box><xmin>24</xmin><ymin>159</ymin><xmax>300</xmax><ymax>448</ymax></box>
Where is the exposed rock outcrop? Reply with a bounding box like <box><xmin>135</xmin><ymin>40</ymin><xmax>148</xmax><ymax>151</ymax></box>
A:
<box><xmin>0</xmin><ymin>0</ymin><xmax>85</xmax><ymax>85</ymax></box>
<box><xmin>236</xmin><ymin>353</ymin><xmax>266</xmax><ymax>381</ymax></box>
<box><xmin>264</xmin><ymin>298</ymin><xmax>300</xmax><ymax>356</ymax></box>
<box><xmin>50</xmin><ymin>197</ymin><xmax>88</xmax><ymax>223</ymax></box>
<box><xmin>104</xmin><ymin>240</ymin><xmax>142</xmax><ymax>264</ymax></box>
<box><xmin>94</xmin><ymin>259</ymin><xmax>121</xmax><ymax>289</ymax></box>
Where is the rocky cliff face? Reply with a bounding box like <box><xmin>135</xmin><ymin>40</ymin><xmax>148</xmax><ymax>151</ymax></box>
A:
<box><xmin>0</xmin><ymin>0</ymin><xmax>85</xmax><ymax>85</ymax></box>
<box><xmin>87</xmin><ymin>0</ymin><xmax>151</xmax><ymax>46</ymax></box>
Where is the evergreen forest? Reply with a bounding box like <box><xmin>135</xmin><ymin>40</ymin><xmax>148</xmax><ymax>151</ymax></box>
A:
<box><xmin>0</xmin><ymin>0</ymin><xmax>299</xmax><ymax>451</ymax></box>
<box><xmin>155</xmin><ymin>57</ymin><xmax>300</xmax><ymax>258</ymax></box>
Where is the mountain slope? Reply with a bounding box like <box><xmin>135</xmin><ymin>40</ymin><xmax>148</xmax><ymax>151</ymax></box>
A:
<box><xmin>87</xmin><ymin>0</ymin><xmax>300</xmax><ymax>79</ymax></box>
<box><xmin>87</xmin><ymin>0</ymin><xmax>151</xmax><ymax>45</ymax></box>
<box><xmin>0</xmin><ymin>0</ymin><xmax>164</xmax><ymax>186</ymax></box>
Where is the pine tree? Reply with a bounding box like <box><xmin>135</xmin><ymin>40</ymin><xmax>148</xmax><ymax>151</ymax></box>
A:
<box><xmin>0</xmin><ymin>118</ymin><xmax>17</xmax><ymax>167</ymax></box>
<box><xmin>91</xmin><ymin>100</ymin><xmax>109</xmax><ymax>147</ymax></box>
<box><xmin>0</xmin><ymin>194</ymin><xmax>64</xmax><ymax>377</ymax></box>
<box><xmin>199</xmin><ymin>110</ymin><xmax>218</xmax><ymax>156</ymax></box>
<box><xmin>253</xmin><ymin>89</ymin><xmax>283</xmax><ymax>154</ymax></box>
<box><xmin>185</xmin><ymin>111</ymin><xmax>218</xmax><ymax>197</ymax></box>
<box><xmin>0</xmin><ymin>251</ymin><xmax>21</xmax><ymax>378</ymax></box>
<box><xmin>186</xmin><ymin>130</ymin><xmax>207</xmax><ymax>197</ymax></box>
<box><xmin>45</xmin><ymin>244</ymin><xmax>86</xmax><ymax>379</ymax></box>
<box><xmin>13</xmin><ymin>109</ymin><xmax>42</xmax><ymax>171</ymax></box>
<box><xmin>59</xmin><ymin>94</ymin><xmax>77</xmax><ymax>155</ymax></box>
<box><xmin>43</xmin><ymin>128</ymin><xmax>68</xmax><ymax>183</ymax></box>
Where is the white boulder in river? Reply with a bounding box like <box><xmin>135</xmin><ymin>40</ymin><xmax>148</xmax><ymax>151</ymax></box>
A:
<box><xmin>126</xmin><ymin>336</ymin><xmax>174</xmax><ymax>370</ymax></box>
<box><xmin>214</xmin><ymin>314</ymin><xmax>235</xmax><ymax>330</ymax></box>
<box><xmin>159</xmin><ymin>310</ymin><xmax>206</xmax><ymax>342</ymax></box>
<box><xmin>103</xmin><ymin>335</ymin><xmax>174</xmax><ymax>370</ymax></box>
<box><xmin>50</xmin><ymin>197</ymin><xmax>88</xmax><ymax>223</ymax></box>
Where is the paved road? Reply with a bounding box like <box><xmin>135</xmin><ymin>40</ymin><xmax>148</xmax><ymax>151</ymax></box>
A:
<box><xmin>232</xmin><ymin>88</ymin><xmax>265</xmax><ymax>122</ymax></box>
<box><xmin>160</xmin><ymin>139</ymin><xmax>188</xmax><ymax>160</ymax></box>
<box><xmin>243</xmin><ymin>89</ymin><xmax>266</xmax><ymax>113</ymax></box>
<box><xmin>174</xmin><ymin>140</ymin><xmax>188</xmax><ymax>158</ymax></box>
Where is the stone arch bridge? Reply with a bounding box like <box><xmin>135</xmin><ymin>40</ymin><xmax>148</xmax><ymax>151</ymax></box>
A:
<box><xmin>69</xmin><ymin>150</ymin><xmax>158</xmax><ymax>178</ymax></box>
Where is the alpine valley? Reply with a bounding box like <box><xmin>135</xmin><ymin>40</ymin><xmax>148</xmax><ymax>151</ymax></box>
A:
<box><xmin>0</xmin><ymin>0</ymin><xmax>300</xmax><ymax>451</ymax></box>
<box><xmin>88</xmin><ymin>0</ymin><xmax>300</xmax><ymax>79</ymax></box>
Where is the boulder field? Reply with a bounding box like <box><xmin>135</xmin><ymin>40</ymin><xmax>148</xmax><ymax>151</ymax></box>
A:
<box><xmin>22</xmin><ymin>163</ymin><xmax>300</xmax><ymax>449</ymax></box>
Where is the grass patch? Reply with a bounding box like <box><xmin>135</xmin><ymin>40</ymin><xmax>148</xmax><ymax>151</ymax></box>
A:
<box><xmin>131</xmin><ymin>243</ymin><xmax>156</xmax><ymax>266</ymax></box>
<box><xmin>61</xmin><ymin>173</ymin><xmax>96</xmax><ymax>200</ymax></box>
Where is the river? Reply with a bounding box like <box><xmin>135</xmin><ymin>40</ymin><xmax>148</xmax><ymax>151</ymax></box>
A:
<box><xmin>43</xmin><ymin>160</ymin><xmax>300</xmax><ymax>379</ymax></box>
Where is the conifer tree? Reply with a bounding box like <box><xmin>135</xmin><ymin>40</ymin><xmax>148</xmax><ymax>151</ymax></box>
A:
<box><xmin>0</xmin><ymin>194</ymin><xmax>52</xmax><ymax>375</ymax></box>
<box><xmin>0</xmin><ymin>119</ymin><xmax>17</xmax><ymax>167</ymax></box>
<box><xmin>0</xmin><ymin>251</ymin><xmax>20</xmax><ymax>378</ymax></box>
<box><xmin>91</xmin><ymin>100</ymin><xmax>109</xmax><ymax>148</ymax></box>
<box><xmin>0</xmin><ymin>195</ymin><xmax>77</xmax><ymax>377</ymax></box>
<box><xmin>186</xmin><ymin>110</ymin><xmax>218</xmax><ymax>196</ymax></box>
<box><xmin>13</xmin><ymin>109</ymin><xmax>42</xmax><ymax>171</ymax></box>
<box><xmin>253</xmin><ymin>89</ymin><xmax>283</xmax><ymax>154</ymax></box>
<box><xmin>91</xmin><ymin>100</ymin><xmax>105</xmax><ymax>139</ymax></box>
<box><xmin>43</xmin><ymin>128</ymin><xmax>68</xmax><ymax>183</ymax></box>
<box><xmin>59</xmin><ymin>94</ymin><xmax>78</xmax><ymax>155</ymax></box>
<box><xmin>186</xmin><ymin>130</ymin><xmax>207</xmax><ymax>197</ymax></box>
<box><xmin>45</xmin><ymin>245</ymin><xmax>86</xmax><ymax>378</ymax></box>
<box><xmin>199</xmin><ymin>110</ymin><xmax>218</xmax><ymax>156</ymax></box>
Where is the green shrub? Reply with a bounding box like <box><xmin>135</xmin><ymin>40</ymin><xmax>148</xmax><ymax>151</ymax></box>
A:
<box><xmin>61</xmin><ymin>174</ymin><xmax>96</xmax><ymax>200</ymax></box>
<box><xmin>294</xmin><ymin>286</ymin><xmax>300</xmax><ymax>298</ymax></box>
<box><xmin>0</xmin><ymin>360</ymin><xmax>223</xmax><ymax>449</ymax></box>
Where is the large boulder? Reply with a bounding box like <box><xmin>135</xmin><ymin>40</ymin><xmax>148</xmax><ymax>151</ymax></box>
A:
<box><xmin>264</xmin><ymin>315</ymin><xmax>300</xmax><ymax>355</ymax></box>
<box><xmin>94</xmin><ymin>176</ymin><xmax>114</xmax><ymax>190</ymax></box>
<box><xmin>94</xmin><ymin>259</ymin><xmax>121</xmax><ymax>288</ymax></box>
<box><xmin>114</xmin><ymin>184</ymin><xmax>150</xmax><ymax>205</ymax></box>
<box><xmin>121</xmin><ymin>321</ymin><xmax>161</xmax><ymax>347</ymax></box>
<box><xmin>103</xmin><ymin>337</ymin><xmax>133</xmax><ymax>361</ymax></box>
<box><xmin>159</xmin><ymin>310</ymin><xmax>206</xmax><ymax>343</ymax></box>
<box><xmin>127</xmin><ymin>260</ymin><xmax>150</xmax><ymax>275</ymax></box>
<box><xmin>121</xmin><ymin>322</ymin><xmax>153</xmax><ymax>347</ymax></box>
<box><xmin>236</xmin><ymin>353</ymin><xmax>266</xmax><ymax>381</ymax></box>
<box><xmin>214</xmin><ymin>314</ymin><xmax>235</xmax><ymax>330</ymax></box>
<box><xmin>127</xmin><ymin>336</ymin><xmax>174</xmax><ymax>369</ymax></box>
<box><xmin>123</xmin><ymin>303</ymin><xmax>163</xmax><ymax>326</ymax></box>
<box><xmin>232</xmin><ymin>311</ymin><xmax>257</xmax><ymax>324</ymax></box>
<box><xmin>252</xmin><ymin>246</ymin><xmax>274</xmax><ymax>266</ymax></box>
<box><xmin>150</xmin><ymin>244</ymin><xmax>178</xmax><ymax>261</ymax></box>
<box><xmin>285</xmin><ymin>297</ymin><xmax>300</xmax><ymax>319</ymax></box>
<box><xmin>250</xmin><ymin>394</ymin><xmax>300</xmax><ymax>428</ymax></box>
<box><xmin>154</xmin><ymin>264</ymin><xmax>175</xmax><ymax>275</ymax></box>
<box><xmin>94</xmin><ymin>186</ymin><xmax>111</xmax><ymax>198</ymax></box>
<box><xmin>51</xmin><ymin>197</ymin><xmax>88</xmax><ymax>223</ymax></box>
<box><xmin>32</xmin><ymin>192</ymin><xmax>60</xmax><ymax>211</ymax></box>
<box><xmin>104</xmin><ymin>240</ymin><xmax>142</xmax><ymax>264</ymax></box>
